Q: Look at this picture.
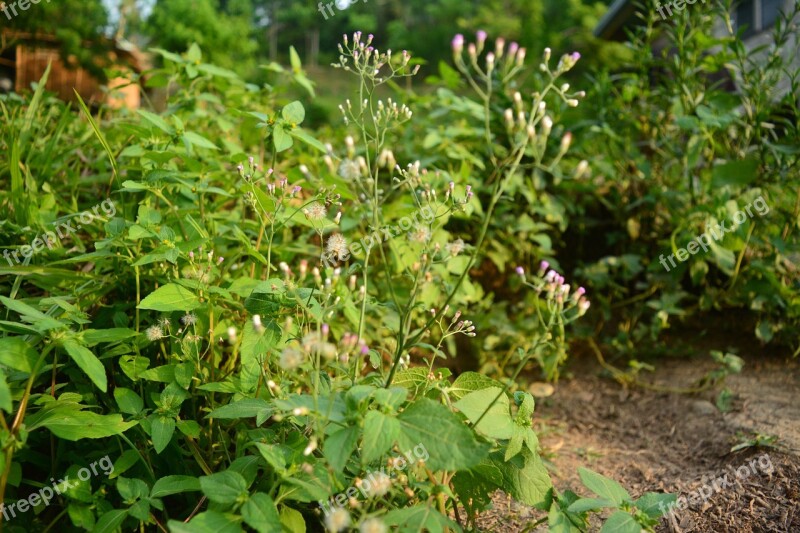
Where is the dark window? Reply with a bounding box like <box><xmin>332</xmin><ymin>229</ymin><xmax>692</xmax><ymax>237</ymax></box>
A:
<box><xmin>762</xmin><ymin>0</ymin><xmax>784</xmax><ymax>29</ymax></box>
<box><xmin>735</xmin><ymin>0</ymin><xmax>757</xmax><ymax>38</ymax></box>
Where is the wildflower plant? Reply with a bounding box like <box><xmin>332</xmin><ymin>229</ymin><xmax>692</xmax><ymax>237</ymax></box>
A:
<box><xmin>0</xmin><ymin>32</ymin><xmax>673</xmax><ymax>533</ymax></box>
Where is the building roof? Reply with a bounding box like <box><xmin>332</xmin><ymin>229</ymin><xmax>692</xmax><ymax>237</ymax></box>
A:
<box><xmin>594</xmin><ymin>0</ymin><xmax>638</xmax><ymax>41</ymax></box>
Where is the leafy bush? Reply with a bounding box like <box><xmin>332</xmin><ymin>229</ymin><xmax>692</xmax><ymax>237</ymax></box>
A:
<box><xmin>0</xmin><ymin>31</ymin><xmax>674</xmax><ymax>533</ymax></box>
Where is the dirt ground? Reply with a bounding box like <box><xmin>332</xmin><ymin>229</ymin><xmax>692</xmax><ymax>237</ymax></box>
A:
<box><xmin>478</xmin><ymin>333</ymin><xmax>800</xmax><ymax>532</ymax></box>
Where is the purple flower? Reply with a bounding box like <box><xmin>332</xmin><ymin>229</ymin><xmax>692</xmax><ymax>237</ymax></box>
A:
<box><xmin>577</xmin><ymin>287</ymin><xmax>586</xmax><ymax>297</ymax></box>
<box><xmin>476</xmin><ymin>30</ymin><xmax>487</xmax><ymax>44</ymax></box>
<box><xmin>539</xmin><ymin>260</ymin><xmax>549</xmax><ymax>273</ymax></box>
<box><xmin>571</xmin><ymin>52</ymin><xmax>581</xmax><ymax>61</ymax></box>
<box><xmin>515</xmin><ymin>266</ymin><xmax>525</xmax><ymax>277</ymax></box>
<box><xmin>452</xmin><ymin>34</ymin><xmax>464</xmax><ymax>53</ymax></box>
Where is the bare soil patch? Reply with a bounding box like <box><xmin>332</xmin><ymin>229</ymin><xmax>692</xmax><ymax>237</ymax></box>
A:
<box><xmin>478</xmin><ymin>338</ymin><xmax>800</xmax><ymax>532</ymax></box>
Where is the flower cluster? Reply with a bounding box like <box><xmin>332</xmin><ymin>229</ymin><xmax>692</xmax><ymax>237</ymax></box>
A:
<box><xmin>516</xmin><ymin>261</ymin><xmax>591</xmax><ymax>316</ymax></box>
<box><xmin>333</xmin><ymin>31</ymin><xmax>419</xmax><ymax>86</ymax></box>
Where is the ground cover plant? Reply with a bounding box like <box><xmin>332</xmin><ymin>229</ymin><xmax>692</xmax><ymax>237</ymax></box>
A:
<box><xmin>0</xmin><ymin>28</ymin><xmax>682</xmax><ymax>533</ymax></box>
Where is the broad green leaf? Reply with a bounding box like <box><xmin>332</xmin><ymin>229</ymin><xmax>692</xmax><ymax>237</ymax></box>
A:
<box><xmin>362</xmin><ymin>410</ymin><xmax>401</xmax><ymax>465</ymax></box>
<box><xmin>168</xmin><ymin>511</ymin><xmax>243</xmax><ymax>533</ymax></box>
<box><xmin>183</xmin><ymin>131</ymin><xmax>219</xmax><ymax>150</ymax></box>
<box><xmin>241</xmin><ymin>493</ymin><xmax>281</xmax><ymax>533</ymax></box>
<box><xmin>454</xmin><ymin>387</ymin><xmax>515</xmax><ymax>439</ymax></box>
<box><xmin>206</xmin><ymin>398</ymin><xmax>274</xmax><ymax>419</ymax></box>
<box><xmin>323</xmin><ymin>426</ymin><xmax>359</xmax><ymax>473</ymax></box>
<box><xmin>578</xmin><ymin>468</ymin><xmax>631</xmax><ymax>505</ymax></box>
<box><xmin>117</xmin><ymin>477</ymin><xmax>150</xmax><ymax>502</ymax></box>
<box><xmin>273</xmin><ymin>126</ymin><xmax>293</xmax><ymax>152</ymax></box>
<box><xmin>279</xmin><ymin>507</ymin><xmax>306</xmax><ymax>533</ymax></box>
<box><xmin>151</xmin><ymin>475</ymin><xmax>201</xmax><ymax>498</ymax></box>
<box><xmin>114</xmin><ymin>387</ymin><xmax>144</xmax><ymax>415</ymax></box>
<box><xmin>110</xmin><ymin>450</ymin><xmax>140</xmax><ymax>480</ymax></box>
<box><xmin>0</xmin><ymin>337</ymin><xmax>38</xmax><ymax>372</ymax></box>
<box><xmin>150</xmin><ymin>415</ymin><xmax>175</xmax><ymax>454</ymax></box>
<box><xmin>281</xmin><ymin>101</ymin><xmax>305</xmax><ymax>124</ymax></box>
<box><xmin>599</xmin><ymin>510</ymin><xmax>641</xmax><ymax>533</ymax></box>
<box><xmin>119</xmin><ymin>356</ymin><xmax>150</xmax><ymax>381</ymax></box>
<box><xmin>635</xmin><ymin>492</ymin><xmax>677</xmax><ymax>518</ymax></box>
<box><xmin>493</xmin><ymin>450</ymin><xmax>552</xmax><ymax>506</ymax></box>
<box><xmin>449</xmin><ymin>372</ymin><xmax>504</xmax><ymax>401</ymax></box>
<box><xmin>138</xmin><ymin>283</ymin><xmax>201</xmax><ymax>312</ymax></box>
<box><xmin>383</xmin><ymin>505</ymin><xmax>460</xmax><ymax>532</ymax></box>
<box><xmin>199</xmin><ymin>471</ymin><xmax>248</xmax><ymax>505</ymax></box>
<box><xmin>92</xmin><ymin>510</ymin><xmax>128</xmax><ymax>533</ymax></box>
<box><xmin>396</xmin><ymin>398</ymin><xmax>488</xmax><ymax>471</ymax></box>
<box><xmin>62</xmin><ymin>340</ymin><xmax>107</xmax><ymax>392</ymax></box>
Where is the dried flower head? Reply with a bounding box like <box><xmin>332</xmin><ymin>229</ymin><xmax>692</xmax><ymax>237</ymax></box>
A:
<box><xmin>279</xmin><ymin>347</ymin><xmax>304</xmax><ymax>370</ymax></box>
<box><xmin>445</xmin><ymin>239</ymin><xmax>465</xmax><ymax>256</ymax></box>
<box><xmin>326</xmin><ymin>234</ymin><xmax>350</xmax><ymax>261</ymax></box>
<box><xmin>360</xmin><ymin>518</ymin><xmax>388</xmax><ymax>533</ymax></box>
<box><xmin>325</xmin><ymin>508</ymin><xmax>351</xmax><ymax>532</ymax></box>
<box><xmin>145</xmin><ymin>325</ymin><xmax>164</xmax><ymax>342</ymax></box>
<box><xmin>338</xmin><ymin>159</ymin><xmax>362</xmax><ymax>180</ymax></box>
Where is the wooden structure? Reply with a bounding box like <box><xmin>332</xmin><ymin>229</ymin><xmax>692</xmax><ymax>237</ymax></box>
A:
<box><xmin>0</xmin><ymin>30</ymin><xmax>146</xmax><ymax>109</ymax></box>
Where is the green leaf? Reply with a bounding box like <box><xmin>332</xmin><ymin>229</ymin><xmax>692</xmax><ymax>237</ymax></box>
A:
<box><xmin>29</xmin><ymin>410</ymin><xmax>135</xmax><ymax>441</ymax></box>
<box><xmin>183</xmin><ymin>131</ymin><xmax>219</xmax><ymax>150</ymax></box>
<box><xmin>138</xmin><ymin>283</ymin><xmax>201</xmax><ymax>312</ymax></box>
<box><xmin>289</xmin><ymin>129</ymin><xmax>327</xmax><ymax>152</ymax></box>
<box><xmin>207</xmin><ymin>399</ymin><xmax>273</xmax><ymax>420</ymax></box>
<box><xmin>635</xmin><ymin>492</ymin><xmax>677</xmax><ymax>518</ymax></box>
<box><xmin>114</xmin><ymin>387</ymin><xmax>144</xmax><ymax>415</ymax></box>
<box><xmin>186</xmin><ymin>43</ymin><xmax>202</xmax><ymax>63</ymax></box>
<box><xmin>0</xmin><ymin>369</ymin><xmax>12</xmax><ymax>413</ymax></box>
<box><xmin>150</xmin><ymin>415</ymin><xmax>175</xmax><ymax>454</ymax></box>
<box><xmin>288</xmin><ymin>46</ymin><xmax>302</xmax><ymax>73</ymax></box>
<box><xmin>92</xmin><ymin>510</ymin><xmax>128</xmax><ymax>533</ymax></box>
<box><xmin>83</xmin><ymin>328</ymin><xmax>138</xmax><ymax>346</ymax></box>
<box><xmin>323</xmin><ymin>426</ymin><xmax>359</xmax><ymax>473</ymax></box>
<box><xmin>281</xmin><ymin>101</ymin><xmax>305</xmax><ymax>124</ymax></box>
<box><xmin>62</xmin><ymin>340</ymin><xmax>107</xmax><ymax>392</ymax></box>
<box><xmin>150</xmin><ymin>475</ymin><xmax>201</xmax><ymax>498</ymax></box>
<box><xmin>272</xmin><ymin>126</ymin><xmax>293</xmax><ymax>152</ymax></box>
<box><xmin>199</xmin><ymin>471</ymin><xmax>248</xmax><ymax>505</ymax></box>
<box><xmin>578</xmin><ymin>468</ymin><xmax>631</xmax><ymax>505</ymax></box>
<box><xmin>383</xmin><ymin>505</ymin><xmax>460</xmax><ymax>532</ymax></box>
<box><xmin>362</xmin><ymin>410</ymin><xmax>401</xmax><ymax>465</ymax></box>
<box><xmin>454</xmin><ymin>387</ymin><xmax>515</xmax><ymax>439</ymax></box>
<box><xmin>137</xmin><ymin>109</ymin><xmax>174</xmax><ymax>135</ymax></box>
<box><xmin>0</xmin><ymin>295</ymin><xmax>65</xmax><ymax>331</ymax></box>
<box><xmin>119</xmin><ymin>356</ymin><xmax>150</xmax><ymax>381</ymax></box>
<box><xmin>241</xmin><ymin>493</ymin><xmax>281</xmax><ymax>533</ymax></box>
<box><xmin>449</xmin><ymin>372</ymin><xmax>503</xmax><ymax>401</ymax></box>
<box><xmin>711</xmin><ymin>158</ymin><xmax>758</xmax><ymax>189</ymax></box>
<box><xmin>168</xmin><ymin>511</ymin><xmax>243</xmax><ymax>533</ymax></box>
<box><xmin>492</xmin><ymin>449</ymin><xmax>552</xmax><ymax>506</ymax></box>
<box><xmin>280</xmin><ymin>507</ymin><xmax>306</xmax><ymax>533</ymax></box>
<box><xmin>599</xmin><ymin>510</ymin><xmax>641</xmax><ymax>533</ymax></box>
<box><xmin>567</xmin><ymin>497</ymin><xmax>616</xmax><ymax>513</ymax></box>
<box><xmin>0</xmin><ymin>337</ymin><xmax>39</xmax><ymax>372</ymax></box>
<box><xmin>396</xmin><ymin>398</ymin><xmax>488</xmax><ymax>471</ymax></box>
<box><xmin>117</xmin><ymin>477</ymin><xmax>150</xmax><ymax>502</ymax></box>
